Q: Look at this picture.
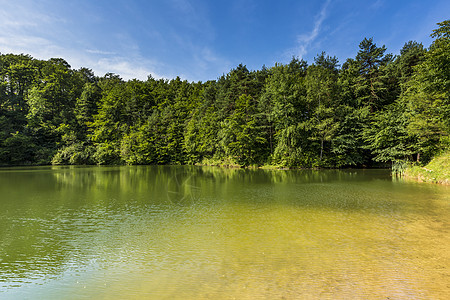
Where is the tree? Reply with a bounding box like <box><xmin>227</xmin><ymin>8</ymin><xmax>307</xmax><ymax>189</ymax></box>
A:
<box><xmin>183</xmin><ymin>82</ymin><xmax>220</xmax><ymax>164</ymax></box>
<box><xmin>396</xmin><ymin>41</ymin><xmax>426</xmax><ymax>90</ymax></box>
<box><xmin>0</xmin><ymin>54</ymin><xmax>37</xmax><ymax>112</ymax></box>
<box><xmin>399</xmin><ymin>20</ymin><xmax>450</xmax><ymax>163</ymax></box>
<box><xmin>363</xmin><ymin>102</ymin><xmax>415</xmax><ymax>164</ymax></box>
<box><xmin>1</xmin><ymin>21</ymin><xmax>449</xmax><ymax>168</ymax></box>
<box><xmin>261</xmin><ymin>58</ymin><xmax>311</xmax><ymax>167</ymax></box>
<box><xmin>219</xmin><ymin>94</ymin><xmax>267</xmax><ymax>166</ymax></box>
<box><xmin>27</xmin><ymin>58</ymin><xmax>82</xmax><ymax>127</ymax></box>
<box><xmin>354</xmin><ymin>38</ymin><xmax>393</xmax><ymax>111</ymax></box>
<box><xmin>305</xmin><ymin>53</ymin><xmax>340</xmax><ymax>164</ymax></box>
<box><xmin>431</xmin><ymin>20</ymin><xmax>450</xmax><ymax>39</ymax></box>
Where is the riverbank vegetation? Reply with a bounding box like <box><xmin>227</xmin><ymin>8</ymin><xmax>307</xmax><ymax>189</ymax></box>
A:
<box><xmin>1</xmin><ymin>21</ymin><xmax>449</xmax><ymax>171</ymax></box>
<box><xmin>404</xmin><ymin>150</ymin><xmax>450</xmax><ymax>184</ymax></box>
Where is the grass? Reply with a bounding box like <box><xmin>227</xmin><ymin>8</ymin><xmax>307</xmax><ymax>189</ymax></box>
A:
<box><xmin>197</xmin><ymin>157</ymin><xmax>241</xmax><ymax>168</ymax></box>
<box><xmin>404</xmin><ymin>150</ymin><xmax>450</xmax><ymax>185</ymax></box>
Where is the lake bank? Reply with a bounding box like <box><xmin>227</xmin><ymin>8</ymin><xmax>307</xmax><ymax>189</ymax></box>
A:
<box><xmin>2</xmin><ymin>152</ymin><xmax>450</xmax><ymax>186</ymax></box>
<box><xmin>403</xmin><ymin>150</ymin><xmax>450</xmax><ymax>185</ymax></box>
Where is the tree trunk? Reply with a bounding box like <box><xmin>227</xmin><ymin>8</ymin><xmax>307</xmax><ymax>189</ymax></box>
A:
<box><xmin>320</xmin><ymin>139</ymin><xmax>323</xmax><ymax>160</ymax></box>
<box><xmin>269</xmin><ymin>125</ymin><xmax>273</xmax><ymax>154</ymax></box>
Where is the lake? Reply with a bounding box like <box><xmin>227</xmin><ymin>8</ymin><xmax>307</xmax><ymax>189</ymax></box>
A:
<box><xmin>0</xmin><ymin>166</ymin><xmax>449</xmax><ymax>299</ymax></box>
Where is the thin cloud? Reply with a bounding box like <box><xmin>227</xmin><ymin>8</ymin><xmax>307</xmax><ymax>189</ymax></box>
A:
<box><xmin>0</xmin><ymin>1</ymin><xmax>67</xmax><ymax>58</ymax></box>
<box><xmin>86</xmin><ymin>49</ymin><xmax>116</xmax><ymax>56</ymax></box>
<box><xmin>168</xmin><ymin>33</ymin><xmax>231</xmax><ymax>81</ymax></box>
<box><xmin>0</xmin><ymin>1</ymin><xmax>162</xmax><ymax>80</ymax></box>
<box><xmin>287</xmin><ymin>0</ymin><xmax>332</xmax><ymax>59</ymax></box>
<box><xmin>94</xmin><ymin>57</ymin><xmax>162</xmax><ymax>80</ymax></box>
<box><xmin>191</xmin><ymin>46</ymin><xmax>232</xmax><ymax>81</ymax></box>
<box><xmin>298</xmin><ymin>0</ymin><xmax>331</xmax><ymax>44</ymax></box>
<box><xmin>168</xmin><ymin>0</ymin><xmax>213</xmax><ymax>39</ymax></box>
<box><xmin>169</xmin><ymin>0</ymin><xmax>195</xmax><ymax>14</ymax></box>
<box><xmin>370</xmin><ymin>0</ymin><xmax>384</xmax><ymax>10</ymax></box>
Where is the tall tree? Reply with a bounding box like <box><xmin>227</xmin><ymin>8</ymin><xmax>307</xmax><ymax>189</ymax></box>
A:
<box><xmin>0</xmin><ymin>54</ymin><xmax>37</xmax><ymax>112</ymax></box>
<box><xmin>219</xmin><ymin>94</ymin><xmax>267</xmax><ymax>166</ymax></box>
<box><xmin>396</xmin><ymin>41</ymin><xmax>427</xmax><ymax>91</ymax></box>
<box><xmin>261</xmin><ymin>58</ymin><xmax>310</xmax><ymax>167</ymax></box>
<box><xmin>305</xmin><ymin>53</ymin><xmax>340</xmax><ymax>164</ymax></box>
<box><xmin>354</xmin><ymin>38</ymin><xmax>393</xmax><ymax>111</ymax></box>
<box><xmin>399</xmin><ymin>20</ymin><xmax>450</xmax><ymax>162</ymax></box>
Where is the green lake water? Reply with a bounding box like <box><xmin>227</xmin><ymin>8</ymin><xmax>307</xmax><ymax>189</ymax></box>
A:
<box><xmin>0</xmin><ymin>166</ymin><xmax>449</xmax><ymax>299</ymax></box>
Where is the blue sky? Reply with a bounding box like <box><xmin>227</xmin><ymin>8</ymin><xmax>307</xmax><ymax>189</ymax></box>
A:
<box><xmin>0</xmin><ymin>0</ymin><xmax>448</xmax><ymax>81</ymax></box>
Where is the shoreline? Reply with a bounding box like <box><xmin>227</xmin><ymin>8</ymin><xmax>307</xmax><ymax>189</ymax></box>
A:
<box><xmin>402</xmin><ymin>150</ymin><xmax>450</xmax><ymax>185</ymax></box>
<box><xmin>2</xmin><ymin>161</ymin><xmax>449</xmax><ymax>186</ymax></box>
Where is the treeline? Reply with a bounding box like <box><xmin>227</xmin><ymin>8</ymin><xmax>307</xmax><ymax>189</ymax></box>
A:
<box><xmin>1</xmin><ymin>21</ymin><xmax>449</xmax><ymax>168</ymax></box>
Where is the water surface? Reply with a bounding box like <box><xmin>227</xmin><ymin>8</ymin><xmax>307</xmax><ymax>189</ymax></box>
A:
<box><xmin>0</xmin><ymin>166</ymin><xmax>449</xmax><ymax>299</ymax></box>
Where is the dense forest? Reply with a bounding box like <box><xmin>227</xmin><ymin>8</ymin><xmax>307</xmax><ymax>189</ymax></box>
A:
<box><xmin>1</xmin><ymin>21</ymin><xmax>449</xmax><ymax>169</ymax></box>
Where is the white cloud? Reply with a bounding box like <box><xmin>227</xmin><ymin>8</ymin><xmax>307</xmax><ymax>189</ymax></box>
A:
<box><xmin>0</xmin><ymin>31</ymin><xmax>159</xmax><ymax>81</ymax></box>
<box><xmin>298</xmin><ymin>0</ymin><xmax>331</xmax><ymax>45</ymax></box>
<box><xmin>86</xmin><ymin>49</ymin><xmax>116</xmax><ymax>56</ymax></box>
<box><xmin>191</xmin><ymin>46</ymin><xmax>231</xmax><ymax>80</ymax></box>
<box><xmin>166</xmin><ymin>31</ymin><xmax>231</xmax><ymax>81</ymax></box>
<box><xmin>370</xmin><ymin>0</ymin><xmax>384</xmax><ymax>10</ymax></box>
<box><xmin>169</xmin><ymin>0</ymin><xmax>195</xmax><ymax>14</ymax></box>
<box><xmin>0</xmin><ymin>0</ymin><xmax>225</xmax><ymax>81</ymax></box>
<box><xmin>168</xmin><ymin>0</ymin><xmax>213</xmax><ymax>39</ymax></box>
<box><xmin>93</xmin><ymin>57</ymin><xmax>161</xmax><ymax>80</ymax></box>
<box><xmin>0</xmin><ymin>1</ymin><xmax>162</xmax><ymax>80</ymax></box>
<box><xmin>286</xmin><ymin>0</ymin><xmax>332</xmax><ymax>59</ymax></box>
<box><xmin>0</xmin><ymin>35</ymin><xmax>53</xmax><ymax>53</ymax></box>
<box><xmin>0</xmin><ymin>1</ymin><xmax>64</xmax><ymax>56</ymax></box>
<box><xmin>0</xmin><ymin>1</ymin><xmax>51</xmax><ymax>27</ymax></box>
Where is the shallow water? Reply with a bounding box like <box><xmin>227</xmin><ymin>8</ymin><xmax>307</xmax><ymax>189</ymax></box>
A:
<box><xmin>0</xmin><ymin>166</ymin><xmax>449</xmax><ymax>299</ymax></box>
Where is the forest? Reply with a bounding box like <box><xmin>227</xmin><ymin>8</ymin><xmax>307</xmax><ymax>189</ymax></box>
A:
<box><xmin>0</xmin><ymin>21</ymin><xmax>449</xmax><ymax>169</ymax></box>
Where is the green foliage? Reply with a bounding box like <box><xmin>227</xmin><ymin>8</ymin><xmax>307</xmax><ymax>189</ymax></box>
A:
<box><xmin>218</xmin><ymin>94</ymin><xmax>267</xmax><ymax>166</ymax></box>
<box><xmin>305</xmin><ymin>54</ymin><xmax>340</xmax><ymax>165</ymax></box>
<box><xmin>259</xmin><ymin>58</ymin><xmax>313</xmax><ymax>167</ymax></box>
<box><xmin>0</xmin><ymin>20</ymin><xmax>449</xmax><ymax>169</ymax></box>
<box><xmin>0</xmin><ymin>131</ymin><xmax>35</xmax><ymax>165</ymax></box>
<box><xmin>363</xmin><ymin>103</ymin><xmax>415</xmax><ymax>163</ymax></box>
<box><xmin>184</xmin><ymin>104</ymin><xmax>219</xmax><ymax>163</ymax></box>
<box><xmin>0</xmin><ymin>53</ymin><xmax>37</xmax><ymax>112</ymax></box>
<box><xmin>331</xmin><ymin>106</ymin><xmax>369</xmax><ymax>167</ymax></box>
<box><xmin>397</xmin><ymin>20</ymin><xmax>450</xmax><ymax>163</ymax></box>
<box><xmin>354</xmin><ymin>38</ymin><xmax>394</xmax><ymax>111</ymax></box>
<box><xmin>431</xmin><ymin>20</ymin><xmax>450</xmax><ymax>39</ymax></box>
<box><xmin>396</xmin><ymin>41</ymin><xmax>426</xmax><ymax>90</ymax></box>
<box><xmin>404</xmin><ymin>149</ymin><xmax>450</xmax><ymax>184</ymax></box>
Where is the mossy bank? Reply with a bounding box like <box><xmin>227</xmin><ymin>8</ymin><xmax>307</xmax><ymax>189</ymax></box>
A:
<box><xmin>404</xmin><ymin>150</ymin><xmax>450</xmax><ymax>185</ymax></box>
